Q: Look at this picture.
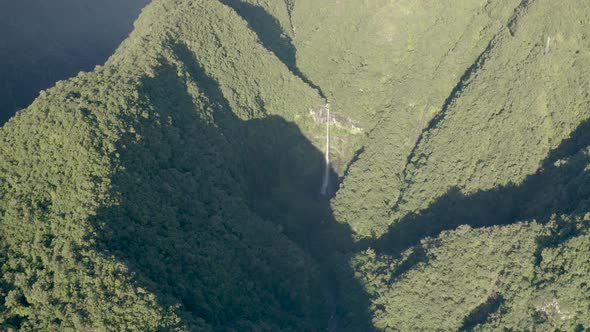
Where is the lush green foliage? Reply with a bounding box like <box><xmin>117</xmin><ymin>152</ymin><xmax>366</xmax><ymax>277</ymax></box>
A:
<box><xmin>354</xmin><ymin>217</ymin><xmax>590</xmax><ymax>331</ymax></box>
<box><xmin>0</xmin><ymin>1</ymin><xmax>330</xmax><ymax>330</ymax></box>
<box><xmin>2</xmin><ymin>0</ymin><xmax>590</xmax><ymax>331</ymax></box>
<box><xmin>331</xmin><ymin>0</ymin><xmax>590</xmax><ymax>329</ymax></box>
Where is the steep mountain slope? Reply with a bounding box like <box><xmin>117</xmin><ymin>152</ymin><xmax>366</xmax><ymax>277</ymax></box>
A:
<box><xmin>397</xmin><ymin>0</ymin><xmax>590</xmax><ymax>223</ymax></box>
<box><xmin>325</xmin><ymin>0</ymin><xmax>523</xmax><ymax>237</ymax></box>
<box><xmin>337</xmin><ymin>0</ymin><xmax>590</xmax><ymax>330</ymax></box>
<box><xmin>0</xmin><ymin>0</ymin><xmax>150</xmax><ymax>125</ymax></box>
<box><xmin>0</xmin><ymin>1</ymin><xmax>331</xmax><ymax>330</ymax></box>
<box><xmin>2</xmin><ymin>0</ymin><xmax>590</xmax><ymax>331</ymax></box>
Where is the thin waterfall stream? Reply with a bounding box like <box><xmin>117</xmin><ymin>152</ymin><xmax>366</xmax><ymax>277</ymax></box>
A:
<box><xmin>320</xmin><ymin>103</ymin><xmax>331</xmax><ymax>196</ymax></box>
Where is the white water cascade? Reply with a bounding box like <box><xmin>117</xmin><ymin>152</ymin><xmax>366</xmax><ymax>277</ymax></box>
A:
<box><xmin>320</xmin><ymin>103</ymin><xmax>330</xmax><ymax>196</ymax></box>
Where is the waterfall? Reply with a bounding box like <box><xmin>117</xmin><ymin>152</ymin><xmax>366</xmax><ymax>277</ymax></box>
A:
<box><xmin>320</xmin><ymin>103</ymin><xmax>330</xmax><ymax>196</ymax></box>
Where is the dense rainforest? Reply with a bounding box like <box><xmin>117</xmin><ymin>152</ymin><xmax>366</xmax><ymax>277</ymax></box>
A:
<box><xmin>1</xmin><ymin>0</ymin><xmax>590</xmax><ymax>331</ymax></box>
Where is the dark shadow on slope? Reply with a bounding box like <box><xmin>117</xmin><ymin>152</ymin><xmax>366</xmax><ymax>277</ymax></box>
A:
<box><xmin>542</xmin><ymin>120</ymin><xmax>590</xmax><ymax>167</ymax></box>
<box><xmin>374</xmin><ymin>118</ymin><xmax>590</xmax><ymax>279</ymax></box>
<box><xmin>173</xmin><ymin>42</ymin><xmax>375</xmax><ymax>330</ymax></box>
<box><xmin>341</xmin><ymin>146</ymin><xmax>366</xmax><ymax>181</ymax></box>
<box><xmin>170</xmin><ymin>42</ymin><xmax>334</xmax><ymax>242</ymax></box>
<box><xmin>460</xmin><ymin>293</ymin><xmax>504</xmax><ymax>331</ymax></box>
<box><xmin>0</xmin><ymin>0</ymin><xmax>150</xmax><ymax>126</ymax></box>
<box><xmin>396</xmin><ymin>37</ymin><xmax>496</xmax><ymax>200</ymax></box>
<box><xmin>338</xmin><ymin>119</ymin><xmax>590</xmax><ymax>329</ymax></box>
<box><xmin>218</xmin><ymin>0</ymin><xmax>327</xmax><ymax>99</ymax></box>
<box><xmin>90</xmin><ymin>43</ymin><xmax>373</xmax><ymax>331</ymax></box>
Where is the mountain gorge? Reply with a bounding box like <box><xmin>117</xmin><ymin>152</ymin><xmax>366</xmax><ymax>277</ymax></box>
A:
<box><xmin>1</xmin><ymin>0</ymin><xmax>590</xmax><ymax>331</ymax></box>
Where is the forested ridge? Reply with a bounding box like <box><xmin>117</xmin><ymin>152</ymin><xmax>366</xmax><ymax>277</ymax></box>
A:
<box><xmin>1</xmin><ymin>0</ymin><xmax>590</xmax><ymax>331</ymax></box>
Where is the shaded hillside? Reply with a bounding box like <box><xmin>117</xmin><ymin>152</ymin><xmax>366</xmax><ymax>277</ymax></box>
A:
<box><xmin>354</xmin><ymin>116</ymin><xmax>590</xmax><ymax>330</ymax></box>
<box><xmin>0</xmin><ymin>0</ymin><xmax>150</xmax><ymax>125</ymax></box>
<box><xmin>0</xmin><ymin>1</ymin><xmax>333</xmax><ymax>330</ymax></box>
